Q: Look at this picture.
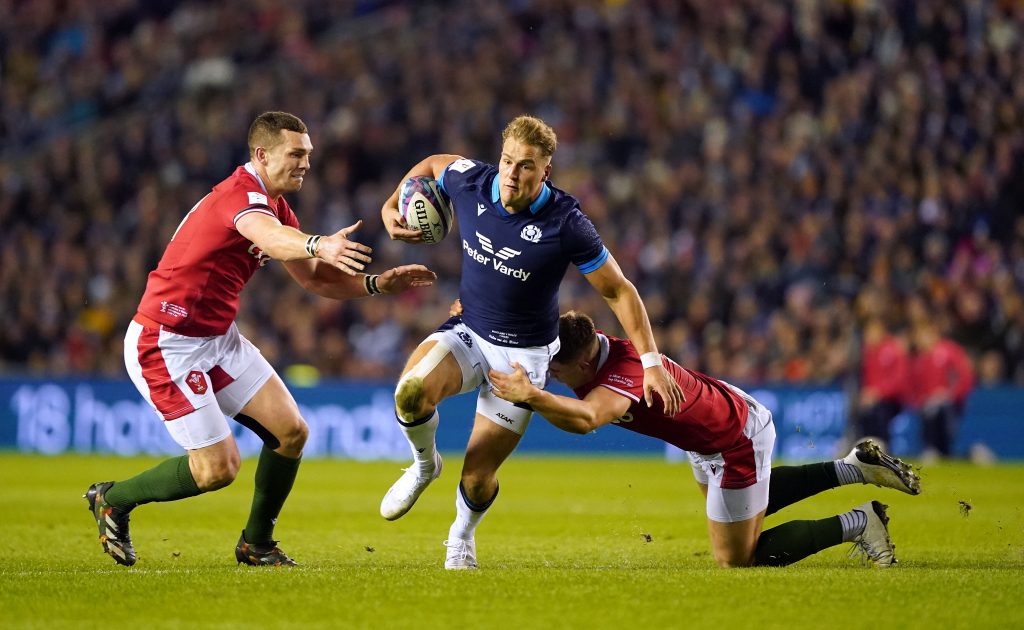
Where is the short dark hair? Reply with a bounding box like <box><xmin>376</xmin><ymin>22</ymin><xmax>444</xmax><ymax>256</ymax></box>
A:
<box><xmin>248</xmin><ymin>111</ymin><xmax>308</xmax><ymax>158</ymax></box>
<box><xmin>554</xmin><ymin>311</ymin><xmax>597</xmax><ymax>363</ymax></box>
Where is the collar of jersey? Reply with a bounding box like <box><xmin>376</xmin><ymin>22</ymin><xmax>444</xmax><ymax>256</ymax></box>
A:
<box><xmin>491</xmin><ymin>176</ymin><xmax>552</xmax><ymax>216</ymax></box>
<box><xmin>595</xmin><ymin>333</ymin><xmax>611</xmax><ymax>372</ymax></box>
<box><xmin>244</xmin><ymin>162</ymin><xmax>270</xmax><ymax>195</ymax></box>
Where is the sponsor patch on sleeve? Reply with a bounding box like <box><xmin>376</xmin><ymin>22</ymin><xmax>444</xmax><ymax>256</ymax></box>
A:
<box><xmin>448</xmin><ymin>159</ymin><xmax>476</xmax><ymax>173</ymax></box>
<box><xmin>248</xmin><ymin>191</ymin><xmax>269</xmax><ymax>206</ymax></box>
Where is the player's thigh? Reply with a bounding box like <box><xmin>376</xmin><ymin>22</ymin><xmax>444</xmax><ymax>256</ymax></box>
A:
<box><xmin>706</xmin><ymin>510</ymin><xmax>766</xmax><ymax>568</ymax></box>
<box><xmin>463</xmin><ymin>412</ymin><xmax>523</xmax><ymax>479</ymax></box>
<box><xmin>236</xmin><ymin>373</ymin><xmax>307</xmax><ymax>450</ymax></box>
<box><xmin>399</xmin><ymin>339</ymin><xmax>467</xmax><ymax>403</ymax></box>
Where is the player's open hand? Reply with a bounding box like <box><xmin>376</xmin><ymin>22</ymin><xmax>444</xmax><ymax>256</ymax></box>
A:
<box><xmin>644</xmin><ymin>364</ymin><xmax>685</xmax><ymax>415</ymax></box>
<box><xmin>382</xmin><ymin>206</ymin><xmax>425</xmax><ymax>243</ymax></box>
<box><xmin>488</xmin><ymin>362</ymin><xmax>534</xmax><ymax>404</ymax></box>
<box><xmin>318</xmin><ymin>220</ymin><xmax>374</xmax><ymax>275</ymax></box>
<box><xmin>377</xmin><ymin>264</ymin><xmax>437</xmax><ymax>294</ymax></box>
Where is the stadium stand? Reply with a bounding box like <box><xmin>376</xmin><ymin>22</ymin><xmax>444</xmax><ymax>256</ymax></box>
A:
<box><xmin>2</xmin><ymin>0</ymin><xmax>1022</xmax><ymax>390</ymax></box>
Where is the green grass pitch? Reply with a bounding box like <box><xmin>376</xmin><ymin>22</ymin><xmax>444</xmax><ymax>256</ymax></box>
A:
<box><xmin>1</xmin><ymin>452</ymin><xmax>1022</xmax><ymax>629</ymax></box>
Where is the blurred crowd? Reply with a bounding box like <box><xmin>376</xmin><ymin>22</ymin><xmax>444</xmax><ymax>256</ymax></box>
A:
<box><xmin>2</xmin><ymin>0</ymin><xmax>1023</xmax><ymax>399</ymax></box>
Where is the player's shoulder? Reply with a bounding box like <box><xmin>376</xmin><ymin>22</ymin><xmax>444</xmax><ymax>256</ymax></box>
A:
<box><xmin>442</xmin><ymin>158</ymin><xmax>495</xmax><ymax>187</ymax></box>
<box><xmin>213</xmin><ymin>165</ymin><xmax>272</xmax><ymax>208</ymax></box>
<box><xmin>605</xmin><ymin>335</ymin><xmax>639</xmax><ymax>364</ymax></box>
<box><xmin>542</xmin><ymin>183</ymin><xmax>591</xmax><ymax>228</ymax></box>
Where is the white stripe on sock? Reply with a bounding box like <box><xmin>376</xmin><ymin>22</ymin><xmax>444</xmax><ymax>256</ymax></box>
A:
<box><xmin>839</xmin><ymin>508</ymin><xmax>868</xmax><ymax>542</ymax></box>
<box><xmin>834</xmin><ymin>460</ymin><xmax>864</xmax><ymax>485</ymax></box>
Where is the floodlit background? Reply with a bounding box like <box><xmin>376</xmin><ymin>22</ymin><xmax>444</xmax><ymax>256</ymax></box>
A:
<box><xmin>1</xmin><ymin>1</ymin><xmax>1022</xmax><ymax>458</ymax></box>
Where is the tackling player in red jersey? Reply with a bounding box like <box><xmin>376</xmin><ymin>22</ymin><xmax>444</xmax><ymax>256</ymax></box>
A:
<box><xmin>85</xmin><ymin>111</ymin><xmax>436</xmax><ymax>567</ymax></box>
<box><xmin>488</xmin><ymin>309</ymin><xmax>923</xmax><ymax>568</ymax></box>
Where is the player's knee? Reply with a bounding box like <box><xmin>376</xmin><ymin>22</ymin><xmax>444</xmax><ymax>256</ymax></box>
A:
<box><xmin>395</xmin><ymin>375</ymin><xmax>436</xmax><ymax>420</ymax></box>
<box><xmin>194</xmin><ymin>454</ymin><xmax>240</xmax><ymax>491</ymax></box>
<box><xmin>278</xmin><ymin>417</ymin><xmax>309</xmax><ymax>453</ymax></box>
<box><xmin>714</xmin><ymin>547</ymin><xmax>755</xmax><ymax>569</ymax></box>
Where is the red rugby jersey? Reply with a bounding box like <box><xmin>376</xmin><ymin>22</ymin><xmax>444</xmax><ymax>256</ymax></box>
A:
<box><xmin>573</xmin><ymin>335</ymin><xmax>749</xmax><ymax>454</ymax></box>
<box><xmin>137</xmin><ymin>163</ymin><xmax>299</xmax><ymax>336</ymax></box>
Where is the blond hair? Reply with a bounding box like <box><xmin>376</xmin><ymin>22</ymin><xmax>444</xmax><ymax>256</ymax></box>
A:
<box><xmin>502</xmin><ymin>115</ymin><xmax>557</xmax><ymax>157</ymax></box>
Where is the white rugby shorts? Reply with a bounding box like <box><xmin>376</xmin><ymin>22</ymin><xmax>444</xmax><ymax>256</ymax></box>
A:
<box><xmin>124</xmin><ymin>317</ymin><xmax>275</xmax><ymax>449</ymax></box>
<box><xmin>687</xmin><ymin>383</ymin><xmax>776</xmax><ymax>523</ymax></box>
<box><xmin>426</xmin><ymin>318</ymin><xmax>560</xmax><ymax>435</ymax></box>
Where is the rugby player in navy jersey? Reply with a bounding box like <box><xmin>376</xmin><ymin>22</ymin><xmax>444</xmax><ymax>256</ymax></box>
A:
<box><xmin>488</xmin><ymin>310</ymin><xmax>922</xmax><ymax>568</ymax></box>
<box><xmin>379</xmin><ymin>115</ymin><xmax>685</xmax><ymax>569</ymax></box>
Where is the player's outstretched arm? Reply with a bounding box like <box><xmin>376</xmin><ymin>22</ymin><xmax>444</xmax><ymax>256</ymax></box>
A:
<box><xmin>237</xmin><ymin>213</ymin><xmax>373</xmax><ymax>274</ymax></box>
<box><xmin>488</xmin><ymin>363</ymin><xmax>629</xmax><ymax>434</ymax></box>
<box><xmin>584</xmin><ymin>254</ymin><xmax>686</xmax><ymax>415</ymax></box>
<box><xmin>284</xmin><ymin>259</ymin><xmax>436</xmax><ymax>300</ymax></box>
<box><xmin>382</xmin><ymin>153</ymin><xmax>463</xmax><ymax>243</ymax></box>
<box><xmin>376</xmin><ymin>264</ymin><xmax>438</xmax><ymax>294</ymax></box>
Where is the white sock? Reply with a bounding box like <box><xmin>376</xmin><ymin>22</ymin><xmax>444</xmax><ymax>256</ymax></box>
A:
<box><xmin>397</xmin><ymin>411</ymin><xmax>439</xmax><ymax>475</ymax></box>
<box><xmin>838</xmin><ymin>508</ymin><xmax>869</xmax><ymax>542</ymax></box>
<box><xmin>448</xmin><ymin>482</ymin><xmax>497</xmax><ymax>541</ymax></box>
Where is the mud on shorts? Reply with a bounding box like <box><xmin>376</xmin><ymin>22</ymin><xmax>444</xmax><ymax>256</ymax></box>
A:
<box><xmin>426</xmin><ymin>316</ymin><xmax>560</xmax><ymax>435</ymax></box>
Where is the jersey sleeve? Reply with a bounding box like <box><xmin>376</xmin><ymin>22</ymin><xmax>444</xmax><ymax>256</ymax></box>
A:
<box><xmin>586</xmin><ymin>338</ymin><xmax>645</xmax><ymax>403</ymax></box>
<box><xmin>438</xmin><ymin>158</ymin><xmax>489</xmax><ymax>197</ymax></box>
<box><xmin>226</xmin><ymin>189</ymin><xmax>278</xmax><ymax>230</ymax></box>
<box><xmin>595</xmin><ymin>355</ymin><xmax>644</xmax><ymax>402</ymax></box>
<box><xmin>561</xmin><ymin>208</ymin><xmax>609</xmax><ymax>273</ymax></box>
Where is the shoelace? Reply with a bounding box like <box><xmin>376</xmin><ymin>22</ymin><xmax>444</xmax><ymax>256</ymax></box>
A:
<box><xmin>246</xmin><ymin>541</ymin><xmax>295</xmax><ymax>564</ymax></box>
<box><xmin>847</xmin><ymin>538</ymin><xmax>895</xmax><ymax>565</ymax></box>
<box><xmin>443</xmin><ymin>539</ymin><xmax>469</xmax><ymax>560</ymax></box>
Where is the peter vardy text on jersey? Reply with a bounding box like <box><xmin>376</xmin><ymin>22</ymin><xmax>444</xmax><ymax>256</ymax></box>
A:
<box><xmin>462</xmin><ymin>239</ymin><xmax>531</xmax><ymax>281</ymax></box>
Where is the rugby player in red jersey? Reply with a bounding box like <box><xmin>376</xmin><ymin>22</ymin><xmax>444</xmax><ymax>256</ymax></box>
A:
<box><xmin>488</xmin><ymin>310</ymin><xmax>922</xmax><ymax>568</ymax></box>
<box><xmin>85</xmin><ymin>111</ymin><xmax>436</xmax><ymax>567</ymax></box>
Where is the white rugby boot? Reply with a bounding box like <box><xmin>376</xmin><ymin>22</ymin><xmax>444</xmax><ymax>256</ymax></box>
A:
<box><xmin>849</xmin><ymin>501</ymin><xmax>897</xmax><ymax>568</ymax></box>
<box><xmin>380</xmin><ymin>451</ymin><xmax>443</xmax><ymax>521</ymax></box>
<box><xmin>443</xmin><ymin>538</ymin><xmax>478</xmax><ymax>570</ymax></box>
<box><xmin>843</xmin><ymin>439</ymin><xmax>922</xmax><ymax>495</ymax></box>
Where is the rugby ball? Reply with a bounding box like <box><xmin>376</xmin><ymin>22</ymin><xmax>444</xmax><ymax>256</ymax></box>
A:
<box><xmin>398</xmin><ymin>176</ymin><xmax>454</xmax><ymax>244</ymax></box>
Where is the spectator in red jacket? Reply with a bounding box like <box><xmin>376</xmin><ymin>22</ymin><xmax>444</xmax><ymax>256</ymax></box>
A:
<box><xmin>907</xmin><ymin>322</ymin><xmax>975</xmax><ymax>459</ymax></box>
<box><xmin>854</xmin><ymin>318</ymin><xmax>909</xmax><ymax>446</ymax></box>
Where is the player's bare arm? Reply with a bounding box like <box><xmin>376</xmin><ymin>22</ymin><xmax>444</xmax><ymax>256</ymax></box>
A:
<box><xmin>236</xmin><ymin>213</ymin><xmax>373</xmax><ymax>275</ymax></box>
<box><xmin>583</xmin><ymin>255</ymin><xmax>685</xmax><ymax>415</ymax></box>
<box><xmin>284</xmin><ymin>261</ymin><xmax>436</xmax><ymax>300</ymax></box>
<box><xmin>382</xmin><ymin>153</ymin><xmax>463</xmax><ymax>242</ymax></box>
<box><xmin>488</xmin><ymin>363</ymin><xmax>630</xmax><ymax>433</ymax></box>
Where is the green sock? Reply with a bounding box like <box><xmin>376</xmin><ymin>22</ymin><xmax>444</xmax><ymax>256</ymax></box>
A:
<box><xmin>244</xmin><ymin>446</ymin><xmax>301</xmax><ymax>545</ymax></box>
<box><xmin>753</xmin><ymin>516</ymin><xmax>844</xmax><ymax>567</ymax></box>
<box><xmin>766</xmin><ymin>463</ymin><xmax>840</xmax><ymax>516</ymax></box>
<box><xmin>104</xmin><ymin>455</ymin><xmax>201</xmax><ymax>510</ymax></box>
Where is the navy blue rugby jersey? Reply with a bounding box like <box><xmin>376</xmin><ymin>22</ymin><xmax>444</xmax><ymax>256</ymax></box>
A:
<box><xmin>437</xmin><ymin>158</ymin><xmax>608</xmax><ymax>347</ymax></box>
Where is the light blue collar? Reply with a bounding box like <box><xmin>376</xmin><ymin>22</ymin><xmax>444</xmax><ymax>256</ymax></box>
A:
<box><xmin>491</xmin><ymin>176</ymin><xmax>552</xmax><ymax>215</ymax></box>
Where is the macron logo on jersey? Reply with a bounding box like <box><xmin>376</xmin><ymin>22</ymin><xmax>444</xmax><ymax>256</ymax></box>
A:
<box><xmin>247</xmin><ymin>192</ymin><xmax>269</xmax><ymax>206</ymax></box>
<box><xmin>462</xmin><ymin>232</ymin><xmax>531</xmax><ymax>281</ymax></box>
